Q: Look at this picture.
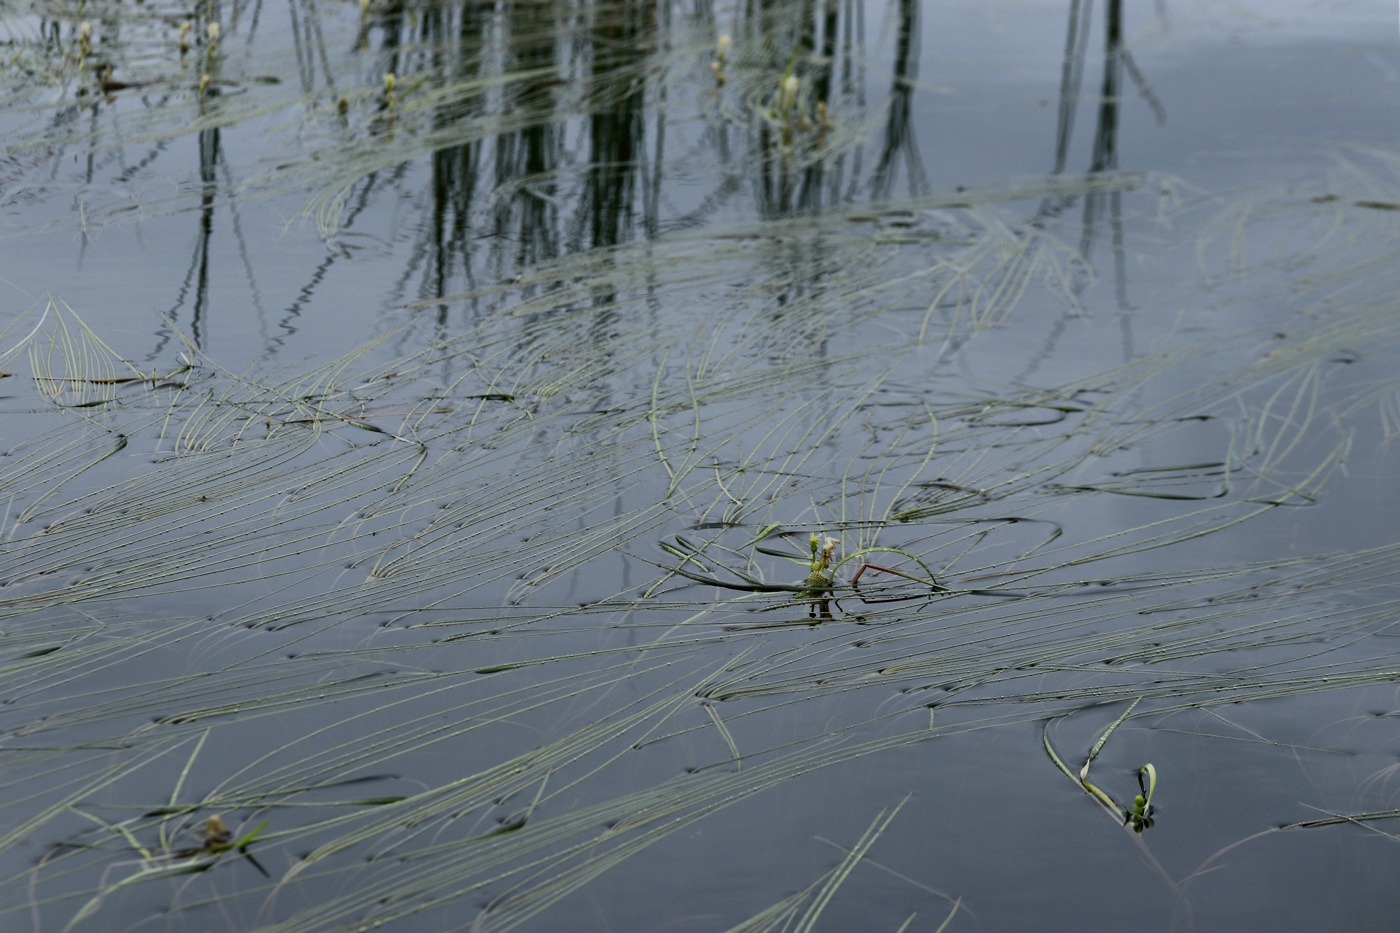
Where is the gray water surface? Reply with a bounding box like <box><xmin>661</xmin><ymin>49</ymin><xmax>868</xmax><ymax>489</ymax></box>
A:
<box><xmin>2</xmin><ymin>2</ymin><xmax>1399</xmax><ymax>931</ymax></box>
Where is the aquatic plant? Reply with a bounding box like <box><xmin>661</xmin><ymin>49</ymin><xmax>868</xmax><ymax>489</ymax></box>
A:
<box><xmin>2</xmin><ymin>1</ymin><xmax>1400</xmax><ymax>930</ymax></box>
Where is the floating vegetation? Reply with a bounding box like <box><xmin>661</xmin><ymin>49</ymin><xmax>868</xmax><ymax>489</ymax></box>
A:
<box><xmin>2</xmin><ymin>166</ymin><xmax>1398</xmax><ymax>926</ymax></box>
<box><xmin>1043</xmin><ymin>698</ymin><xmax>1156</xmax><ymax>831</ymax></box>
<box><xmin>3</xmin><ymin>0</ymin><xmax>1400</xmax><ymax>930</ymax></box>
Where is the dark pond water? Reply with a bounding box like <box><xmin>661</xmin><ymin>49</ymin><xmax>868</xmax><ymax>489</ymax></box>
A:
<box><xmin>3</xmin><ymin>1</ymin><xmax>1400</xmax><ymax>930</ymax></box>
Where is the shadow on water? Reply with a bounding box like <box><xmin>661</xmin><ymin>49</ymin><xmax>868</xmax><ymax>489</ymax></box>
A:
<box><xmin>2</xmin><ymin>1</ymin><xmax>1400</xmax><ymax>931</ymax></box>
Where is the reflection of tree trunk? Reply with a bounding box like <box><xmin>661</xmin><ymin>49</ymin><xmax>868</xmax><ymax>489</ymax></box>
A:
<box><xmin>160</xmin><ymin>126</ymin><xmax>221</xmax><ymax>356</ymax></box>
<box><xmin>1078</xmin><ymin>0</ymin><xmax>1121</xmax><ymax>266</ymax></box>
<box><xmin>751</xmin><ymin>0</ymin><xmax>808</xmax><ymax>217</ymax></box>
<box><xmin>408</xmin><ymin>0</ymin><xmax>565</xmax><ymax>314</ymax></box>
<box><xmin>751</xmin><ymin>0</ymin><xmax>870</xmax><ymax>217</ymax></box>
<box><xmin>421</xmin><ymin>2</ymin><xmax>490</xmax><ymax>325</ymax></box>
<box><xmin>189</xmin><ymin>126</ymin><xmax>220</xmax><ymax>351</ymax></box>
<box><xmin>579</xmin><ymin>2</ymin><xmax>649</xmax><ymax>252</ymax></box>
<box><xmin>1033</xmin><ymin>0</ymin><xmax>1094</xmax><ymax>226</ymax></box>
<box><xmin>1078</xmin><ymin>0</ymin><xmax>1131</xmax><ymax>349</ymax></box>
<box><xmin>870</xmin><ymin>0</ymin><xmax>925</xmax><ymax>201</ymax></box>
<box><xmin>1052</xmin><ymin>0</ymin><xmax>1094</xmax><ymax>177</ymax></box>
<box><xmin>1023</xmin><ymin>0</ymin><xmax>1130</xmax><ymax>380</ymax></box>
<box><xmin>794</xmin><ymin>0</ymin><xmax>839</xmax><ymax>208</ymax></box>
<box><xmin>492</xmin><ymin>1</ymin><xmax>560</xmax><ymax>273</ymax></box>
<box><xmin>1087</xmin><ymin>0</ymin><xmax>1119</xmax><ymax>177</ymax></box>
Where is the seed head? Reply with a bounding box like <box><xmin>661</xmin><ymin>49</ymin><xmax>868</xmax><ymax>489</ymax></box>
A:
<box><xmin>781</xmin><ymin>74</ymin><xmax>799</xmax><ymax>109</ymax></box>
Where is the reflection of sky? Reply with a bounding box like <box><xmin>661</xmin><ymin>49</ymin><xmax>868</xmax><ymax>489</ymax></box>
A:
<box><xmin>866</xmin><ymin>2</ymin><xmax>1400</xmax><ymax>578</ymax></box>
<box><xmin>878</xmin><ymin>0</ymin><xmax>1400</xmax><ymax>193</ymax></box>
<box><xmin>3</xmin><ymin>0</ymin><xmax>1398</xmax><ymax>367</ymax></box>
<box><xmin>899</xmin><ymin>0</ymin><xmax>1397</xmax><ymax>61</ymax></box>
<box><xmin>3</xmin><ymin>8</ymin><xmax>1400</xmax><ymax>929</ymax></box>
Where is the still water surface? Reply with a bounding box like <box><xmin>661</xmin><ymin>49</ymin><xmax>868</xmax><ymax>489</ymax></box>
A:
<box><xmin>2</xmin><ymin>1</ymin><xmax>1400</xmax><ymax>930</ymax></box>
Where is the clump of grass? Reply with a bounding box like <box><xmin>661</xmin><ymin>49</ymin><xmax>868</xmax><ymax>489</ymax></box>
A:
<box><xmin>1043</xmin><ymin>699</ymin><xmax>1158</xmax><ymax>834</ymax></box>
<box><xmin>805</xmin><ymin>532</ymin><xmax>838</xmax><ymax>590</ymax></box>
<box><xmin>710</xmin><ymin>33</ymin><xmax>732</xmax><ymax>86</ymax></box>
<box><xmin>1126</xmin><ymin>764</ymin><xmax>1157</xmax><ymax>833</ymax></box>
